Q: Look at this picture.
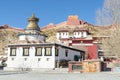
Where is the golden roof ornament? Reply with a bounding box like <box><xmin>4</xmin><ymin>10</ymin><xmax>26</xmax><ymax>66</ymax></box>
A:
<box><xmin>26</xmin><ymin>13</ymin><xmax>40</xmax><ymax>31</ymax></box>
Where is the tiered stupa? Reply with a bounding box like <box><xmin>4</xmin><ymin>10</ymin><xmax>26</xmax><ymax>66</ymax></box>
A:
<box><xmin>18</xmin><ymin>13</ymin><xmax>46</xmax><ymax>43</ymax></box>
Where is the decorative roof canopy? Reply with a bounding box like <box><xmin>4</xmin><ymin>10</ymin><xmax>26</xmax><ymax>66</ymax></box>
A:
<box><xmin>26</xmin><ymin>13</ymin><xmax>40</xmax><ymax>31</ymax></box>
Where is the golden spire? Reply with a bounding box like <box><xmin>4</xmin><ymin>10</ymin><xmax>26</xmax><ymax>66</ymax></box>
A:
<box><xmin>31</xmin><ymin>13</ymin><xmax>35</xmax><ymax>18</ymax></box>
<box><xmin>26</xmin><ymin>13</ymin><xmax>40</xmax><ymax>31</ymax></box>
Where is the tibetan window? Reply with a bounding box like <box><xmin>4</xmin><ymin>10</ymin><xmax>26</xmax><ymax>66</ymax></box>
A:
<box><xmin>23</xmin><ymin>48</ymin><xmax>29</xmax><ymax>56</ymax></box>
<box><xmin>10</xmin><ymin>48</ymin><xmax>16</xmax><ymax>56</ymax></box>
<box><xmin>45</xmin><ymin>47</ymin><xmax>52</xmax><ymax>56</ymax></box>
<box><xmin>55</xmin><ymin>48</ymin><xmax>59</xmax><ymax>56</ymax></box>
<box><xmin>35</xmin><ymin>47</ymin><xmax>42</xmax><ymax>56</ymax></box>
<box><xmin>81</xmin><ymin>32</ymin><xmax>84</xmax><ymax>38</ymax></box>
<box><xmin>65</xmin><ymin>49</ymin><xmax>68</xmax><ymax>57</ymax></box>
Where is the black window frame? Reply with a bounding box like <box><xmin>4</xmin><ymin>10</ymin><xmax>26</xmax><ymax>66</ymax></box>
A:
<box><xmin>35</xmin><ymin>47</ymin><xmax>42</xmax><ymax>56</ymax></box>
<box><xmin>10</xmin><ymin>48</ymin><xmax>16</xmax><ymax>56</ymax></box>
<box><xmin>23</xmin><ymin>47</ymin><xmax>29</xmax><ymax>56</ymax></box>
<box><xmin>44</xmin><ymin>47</ymin><xmax>52</xmax><ymax>56</ymax></box>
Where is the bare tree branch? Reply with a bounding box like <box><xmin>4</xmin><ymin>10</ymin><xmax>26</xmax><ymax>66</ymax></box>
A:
<box><xmin>96</xmin><ymin>0</ymin><xmax>120</xmax><ymax>58</ymax></box>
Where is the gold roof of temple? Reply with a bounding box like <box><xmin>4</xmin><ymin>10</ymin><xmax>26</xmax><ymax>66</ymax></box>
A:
<box><xmin>26</xmin><ymin>13</ymin><xmax>40</xmax><ymax>31</ymax></box>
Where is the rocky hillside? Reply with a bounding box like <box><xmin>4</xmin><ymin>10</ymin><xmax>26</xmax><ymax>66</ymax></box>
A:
<box><xmin>0</xmin><ymin>25</ymin><xmax>24</xmax><ymax>57</ymax></box>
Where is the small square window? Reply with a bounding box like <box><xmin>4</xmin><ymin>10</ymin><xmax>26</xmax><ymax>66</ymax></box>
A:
<box><xmin>24</xmin><ymin>58</ymin><xmax>27</xmax><ymax>61</ymax></box>
<box><xmin>46</xmin><ymin>58</ymin><xmax>50</xmax><ymax>61</ymax></box>
<box><xmin>38</xmin><ymin>58</ymin><xmax>41</xmax><ymax>61</ymax></box>
<box><xmin>11</xmin><ymin>58</ymin><xmax>14</xmax><ymax>61</ymax></box>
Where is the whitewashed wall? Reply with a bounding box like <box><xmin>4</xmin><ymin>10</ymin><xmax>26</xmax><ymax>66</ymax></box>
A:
<box><xmin>73</xmin><ymin>32</ymin><xmax>87</xmax><ymax>38</ymax></box>
<box><xmin>73</xmin><ymin>32</ymin><xmax>82</xmax><ymax>38</ymax></box>
<box><xmin>19</xmin><ymin>35</ymin><xmax>45</xmax><ymax>42</ymax></box>
<box><xmin>56</xmin><ymin>32</ymin><xmax>69</xmax><ymax>39</ymax></box>
<box><xmin>5</xmin><ymin>45</ymin><xmax>82</xmax><ymax>71</ymax></box>
<box><xmin>56</xmin><ymin>33</ymin><xmax>59</xmax><ymax>39</ymax></box>
<box><xmin>55</xmin><ymin>47</ymin><xmax>80</xmax><ymax>61</ymax></box>
<box><xmin>6</xmin><ymin>46</ymin><xmax>55</xmax><ymax>70</ymax></box>
<box><xmin>56</xmin><ymin>31</ymin><xmax>87</xmax><ymax>39</ymax></box>
<box><xmin>83</xmin><ymin>32</ymin><xmax>87</xmax><ymax>37</ymax></box>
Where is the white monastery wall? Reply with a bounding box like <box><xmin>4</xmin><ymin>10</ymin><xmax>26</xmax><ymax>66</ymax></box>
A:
<box><xmin>6</xmin><ymin>46</ymin><xmax>55</xmax><ymax>69</ymax></box>
<box><xmin>55</xmin><ymin>47</ymin><xmax>80</xmax><ymax>61</ymax></box>
<box><xmin>19</xmin><ymin>35</ymin><xmax>45</xmax><ymax>41</ymax></box>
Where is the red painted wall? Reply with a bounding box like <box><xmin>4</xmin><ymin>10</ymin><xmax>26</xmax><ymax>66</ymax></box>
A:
<box><xmin>86</xmin><ymin>44</ymin><xmax>98</xmax><ymax>59</ymax></box>
<box><xmin>72</xmin><ymin>40</ymin><xmax>93</xmax><ymax>44</ymax></box>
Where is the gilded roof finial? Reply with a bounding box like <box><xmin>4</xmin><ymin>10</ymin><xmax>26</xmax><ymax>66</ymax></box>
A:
<box><xmin>31</xmin><ymin>13</ymin><xmax>35</xmax><ymax>18</ymax></box>
<box><xmin>26</xmin><ymin>13</ymin><xmax>40</xmax><ymax>31</ymax></box>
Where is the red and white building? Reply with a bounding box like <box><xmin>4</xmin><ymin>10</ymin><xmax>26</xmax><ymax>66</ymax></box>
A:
<box><xmin>56</xmin><ymin>27</ymin><xmax>98</xmax><ymax>59</ymax></box>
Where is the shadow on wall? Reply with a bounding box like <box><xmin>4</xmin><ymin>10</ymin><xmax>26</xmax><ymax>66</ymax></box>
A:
<box><xmin>105</xmin><ymin>68</ymin><xmax>111</xmax><ymax>71</ymax></box>
<box><xmin>0</xmin><ymin>66</ymin><xmax>4</xmax><ymax>70</ymax></box>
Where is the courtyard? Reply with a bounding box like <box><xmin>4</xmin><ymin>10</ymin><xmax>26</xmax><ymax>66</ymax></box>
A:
<box><xmin>0</xmin><ymin>70</ymin><xmax>120</xmax><ymax>80</ymax></box>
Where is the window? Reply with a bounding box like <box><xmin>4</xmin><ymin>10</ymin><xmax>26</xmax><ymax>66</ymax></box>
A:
<box><xmin>81</xmin><ymin>32</ymin><xmax>84</xmax><ymax>37</ymax></box>
<box><xmin>59</xmin><ymin>33</ymin><xmax>61</xmax><ymax>35</ymax></box>
<box><xmin>74</xmin><ymin>32</ymin><xmax>76</xmax><ymax>35</ymax></box>
<box><xmin>63</xmin><ymin>32</ymin><xmax>64</xmax><ymax>35</ymax></box>
<box><xmin>38</xmin><ymin>58</ymin><xmax>41</xmax><ymax>61</ymax></box>
<box><xmin>65</xmin><ymin>49</ymin><xmax>68</xmax><ymax>57</ymax></box>
<box><xmin>24</xmin><ymin>58</ymin><xmax>27</xmax><ymax>61</ymax></box>
<box><xmin>66</xmin><ymin>32</ymin><xmax>67</xmax><ymax>35</ymax></box>
<box><xmin>35</xmin><ymin>47</ymin><xmax>42</xmax><ymax>56</ymax></box>
<box><xmin>55</xmin><ymin>48</ymin><xmax>59</xmax><ymax>56</ymax></box>
<box><xmin>46</xmin><ymin>58</ymin><xmax>50</xmax><ymax>61</ymax></box>
<box><xmin>10</xmin><ymin>48</ymin><xmax>16</xmax><ymax>56</ymax></box>
<box><xmin>23</xmin><ymin>48</ymin><xmax>29</xmax><ymax>56</ymax></box>
<box><xmin>59</xmin><ymin>33</ymin><xmax>61</xmax><ymax>39</ymax></box>
<box><xmin>11</xmin><ymin>58</ymin><xmax>14</xmax><ymax>61</ymax></box>
<box><xmin>45</xmin><ymin>47</ymin><xmax>52</xmax><ymax>56</ymax></box>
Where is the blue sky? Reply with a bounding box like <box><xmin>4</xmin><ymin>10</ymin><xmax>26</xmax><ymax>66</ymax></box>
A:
<box><xmin>0</xmin><ymin>0</ymin><xmax>104</xmax><ymax>29</ymax></box>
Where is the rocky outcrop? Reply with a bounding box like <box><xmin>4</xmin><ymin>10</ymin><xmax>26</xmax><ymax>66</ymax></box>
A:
<box><xmin>0</xmin><ymin>25</ymin><xmax>24</xmax><ymax>58</ymax></box>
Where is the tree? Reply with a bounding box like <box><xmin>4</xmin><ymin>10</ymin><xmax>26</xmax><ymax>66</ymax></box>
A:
<box><xmin>96</xmin><ymin>0</ymin><xmax>120</xmax><ymax>26</ymax></box>
<box><xmin>102</xmin><ymin>26</ymin><xmax>120</xmax><ymax>58</ymax></box>
<box><xmin>96</xmin><ymin>0</ymin><xmax>120</xmax><ymax>58</ymax></box>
